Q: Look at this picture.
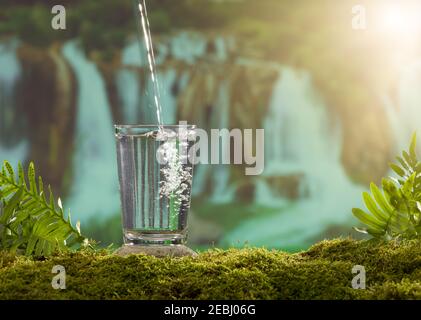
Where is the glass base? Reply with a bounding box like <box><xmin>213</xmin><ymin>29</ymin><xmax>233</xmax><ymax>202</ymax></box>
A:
<box><xmin>115</xmin><ymin>243</ymin><xmax>197</xmax><ymax>257</ymax></box>
<box><xmin>124</xmin><ymin>230</ymin><xmax>186</xmax><ymax>245</ymax></box>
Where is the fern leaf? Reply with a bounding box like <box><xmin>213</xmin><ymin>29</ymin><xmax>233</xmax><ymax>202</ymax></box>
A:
<box><xmin>354</xmin><ymin>131</ymin><xmax>421</xmax><ymax>240</ymax></box>
<box><xmin>403</xmin><ymin>151</ymin><xmax>416</xmax><ymax>169</ymax></box>
<box><xmin>362</xmin><ymin>192</ymin><xmax>389</xmax><ymax>223</ymax></box>
<box><xmin>25</xmin><ymin>235</ymin><xmax>38</xmax><ymax>256</ymax></box>
<box><xmin>9</xmin><ymin>210</ymin><xmax>29</xmax><ymax>227</ymax></box>
<box><xmin>4</xmin><ymin>161</ymin><xmax>15</xmax><ymax>183</ymax></box>
<box><xmin>410</xmin><ymin>133</ymin><xmax>417</xmax><ymax>161</ymax></box>
<box><xmin>390</xmin><ymin>163</ymin><xmax>405</xmax><ymax>177</ymax></box>
<box><xmin>396</xmin><ymin>156</ymin><xmax>410</xmax><ymax>171</ymax></box>
<box><xmin>21</xmin><ymin>198</ymin><xmax>37</xmax><ymax>210</ymax></box>
<box><xmin>48</xmin><ymin>185</ymin><xmax>55</xmax><ymax>211</ymax></box>
<box><xmin>18</xmin><ymin>162</ymin><xmax>26</xmax><ymax>188</ymax></box>
<box><xmin>38</xmin><ymin>176</ymin><xmax>44</xmax><ymax>195</ymax></box>
<box><xmin>352</xmin><ymin>208</ymin><xmax>386</xmax><ymax>231</ymax></box>
<box><xmin>28</xmin><ymin>162</ymin><xmax>37</xmax><ymax>195</ymax></box>
<box><xmin>401</xmin><ymin>173</ymin><xmax>415</xmax><ymax>198</ymax></box>
<box><xmin>34</xmin><ymin>239</ymin><xmax>45</xmax><ymax>257</ymax></box>
<box><xmin>0</xmin><ymin>161</ymin><xmax>85</xmax><ymax>257</ymax></box>
<box><xmin>370</xmin><ymin>183</ymin><xmax>394</xmax><ymax>215</ymax></box>
<box><xmin>10</xmin><ymin>239</ymin><xmax>25</xmax><ymax>254</ymax></box>
<box><xmin>0</xmin><ymin>187</ymin><xmax>24</xmax><ymax>225</ymax></box>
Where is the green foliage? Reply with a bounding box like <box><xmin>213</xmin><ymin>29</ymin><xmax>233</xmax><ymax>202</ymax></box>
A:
<box><xmin>0</xmin><ymin>239</ymin><xmax>420</xmax><ymax>299</ymax></box>
<box><xmin>353</xmin><ymin>133</ymin><xmax>421</xmax><ymax>240</ymax></box>
<box><xmin>0</xmin><ymin>161</ymin><xmax>85</xmax><ymax>257</ymax></box>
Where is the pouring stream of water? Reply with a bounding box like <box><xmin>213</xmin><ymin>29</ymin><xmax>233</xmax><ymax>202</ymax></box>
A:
<box><xmin>137</xmin><ymin>0</ymin><xmax>163</xmax><ymax>127</ymax></box>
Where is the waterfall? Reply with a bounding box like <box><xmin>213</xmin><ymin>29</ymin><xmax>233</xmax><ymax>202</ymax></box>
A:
<box><xmin>116</xmin><ymin>70</ymin><xmax>140</xmax><ymax>123</ymax></box>
<box><xmin>210</xmin><ymin>81</ymin><xmax>235</xmax><ymax>203</ymax></box>
<box><xmin>222</xmin><ymin>67</ymin><xmax>364</xmax><ymax>249</ymax></box>
<box><xmin>170</xmin><ymin>32</ymin><xmax>207</xmax><ymax>64</ymax></box>
<box><xmin>0</xmin><ymin>40</ymin><xmax>28</xmax><ymax>166</ymax></box>
<box><xmin>257</xmin><ymin>67</ymin><xmax>342</xmax><ymax>202</ymax></box>
<box><xmin>213</xmin><ymin>36</ymin><xmax>228</xmax><ymax>61</ymax></box>
<box><xmin>62</xmin><ymin>41</ymin><xmax>120</xmax><ymax>224</ymax></box>
<box><xmin>116</xmin><ymin>40</ymin><xmax>143</xmax><ymax>123</ymax></box>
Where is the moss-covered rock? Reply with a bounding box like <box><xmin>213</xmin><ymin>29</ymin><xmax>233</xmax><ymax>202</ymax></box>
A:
<box><xmin>0</xmin><ymin>239</ymin><xmax>420</xmax><ymax>300</ymax></box>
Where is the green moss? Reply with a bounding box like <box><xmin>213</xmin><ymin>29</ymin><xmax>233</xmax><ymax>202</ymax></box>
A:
<box><xmin>0</xmin><ymin>239</ymin><xmax>420</xmax><ymax>299</ymax></box>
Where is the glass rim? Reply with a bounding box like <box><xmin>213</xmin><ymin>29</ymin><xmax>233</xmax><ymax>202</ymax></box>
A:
<box><xmin>115</xmin><ymin>124</ymin><xmax>197</xmax><ymax>136</ymax></box>
<box><xmin>114</xmin><ymin>124</ymin><xmax>196</xmax><ymax>129</ymax></box>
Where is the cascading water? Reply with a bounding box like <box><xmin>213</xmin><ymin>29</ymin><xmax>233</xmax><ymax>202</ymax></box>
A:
<box><xmin>213</xmin><ymin>36</ymin><xmax>228</xmax><ymax>61</ymax></box>
<box><xmin>210</xmin><ymin>81</ymin><xmax>235</xmax><ymax>203</ymax></box>
<box><xmin>116</xmin><ymin>40</ymin><xmax>145</xmax><ymax>123</ymax></box>
<box><xmin>222</xmin><ymin>67</ymin><xmax>364</xmax><ymax>249</ymax></box>
<box><xmin>62</xmin><ymin>41</ymin><xmax>120</xmax><ymax>224</ymax></box>
<box><xmin>1</xmin><ymin>28</ymin><xmax>368</xmax><ymax>248</ymax></box>
<box><xmin>116</xmin><ymin>69</ymin><xmax>141</xmax><ymax>123</ymax></box>
<box><xmin>0</xmin><ymin>40</ymin><xmax>29</xmax><ymax>166</ymax></box>
<box><xmin>170</xmin><ymin>32</ymin><xmax>207</xmax><ymax>64</ymax></box>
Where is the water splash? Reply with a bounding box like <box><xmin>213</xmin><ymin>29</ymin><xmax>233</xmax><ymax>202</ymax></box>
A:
<box><xmin>156</xmin><ymin>129</ymin><xmax>194</xmax><ymax>203</ymax></box>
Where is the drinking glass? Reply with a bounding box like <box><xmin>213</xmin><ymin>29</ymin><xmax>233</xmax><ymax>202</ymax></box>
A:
<box><xmin>115</xmin><ymin>124</ymin><xmax>196</xmax><ymax>246</ymax></box>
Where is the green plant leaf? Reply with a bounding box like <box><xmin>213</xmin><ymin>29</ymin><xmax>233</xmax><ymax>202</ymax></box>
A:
<box><xmin>362</xmin><ymin>192</ymin><xmax>388</xmax><ymax>223</ymax></box>
<box><xmin>0</xmin><ymin>161</ymin><xmax>85</xmax><ymax>257</ymax></box>
<box><xmin>4</xmin><ymin>161</ymin><xmax>15</xmax><ymax>183</ymax></box>
<box><xmin>370</xmin><ymin>183</ymin><xmax>394</xmax><ymax>215</ymax></box>
<box><xmin>28</xmin><ymin>162</ymin><xmax>37</xmax><ymax>195</ymax></box>
<box><xmin>0</xmin><ymin>187</ymin><xmax>24</xmax><ymax>225</ymax></box>
<box><xmin>410</xmin><ymin>133</ymin><xmax>417</xmax><ymax>161</ymax></box>
<box><xmin>353</xmin><ymin>131</ymin><xmax>421</xmax><ymax>241</ymax></box>
<box><xmin>390</xmin><ymin>163</ymin><xmax>405</xmax><ymax>177</ymax></box>
<box><xmin>403</xmin><ymin>151</ymin><xmax>415</xmax><ymax>168</ymax></box>
<box><xmin>18</xmin><ymin>162</ymin><xmax>26</xmax><ymax>188</ymax></box>
<box><xmin>352</xmin><ymin>208</ymin><xmax>385</xmax><ymax>231</ymax></box>
<box><xmin>401</xmin><ymin>173</ymin><xmax>415</xmax><ymax>198</ymax></box>
<box><xmin>396</xmin><ymin>156</ymin><xmax>410</xmax><ymax>171</ymax></box>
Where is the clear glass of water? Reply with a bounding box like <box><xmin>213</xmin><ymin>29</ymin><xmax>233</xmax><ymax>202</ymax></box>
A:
<box><xmin>115</xmin><ymin>124</ymin><xmax>196</xmax><ymax>246</ymax></box>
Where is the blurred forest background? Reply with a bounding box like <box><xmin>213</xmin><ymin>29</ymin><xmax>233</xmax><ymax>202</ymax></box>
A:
<box><xmin>1</xmin><ymin>0</ymin><xmax>421</xmax><ymax>250</ymax></box>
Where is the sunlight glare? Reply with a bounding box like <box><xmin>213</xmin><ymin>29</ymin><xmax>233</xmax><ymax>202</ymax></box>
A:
<box><xmin>378</xmin><ymin>5</ymin><xmax>419</xmax><ymax>36</ymax></box>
